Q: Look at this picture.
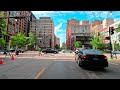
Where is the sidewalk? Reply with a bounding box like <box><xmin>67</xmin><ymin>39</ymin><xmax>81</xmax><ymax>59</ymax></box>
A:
<box><xmin>104</xmin><ymin>53</ymin><xmax>120</xmax><ymax>64</ymax></box>
<box><xmin>104</xmin><ymin>53</ymin><xmax>120</xmax><ymax>60</ymax></box>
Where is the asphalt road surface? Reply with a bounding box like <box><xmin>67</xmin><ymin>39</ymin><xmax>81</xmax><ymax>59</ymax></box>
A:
<box><xmin>1</xmin><ymin>53</ymin><xmax>120</xmax><ymax>79</ymax></box>
<box><xmin>39</xmin><ymin>59</ymin><xmax>120</xmax><ymax>79</ymax></box>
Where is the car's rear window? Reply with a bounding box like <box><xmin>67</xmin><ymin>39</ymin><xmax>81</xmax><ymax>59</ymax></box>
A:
<box><xmin>83</xmin><ymin>50</ymin><xmax>103</xmax><ymax>55</ymax></box>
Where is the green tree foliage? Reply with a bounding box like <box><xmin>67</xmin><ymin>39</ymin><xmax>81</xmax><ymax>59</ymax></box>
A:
<box><xmin>55</xmin><ymin>44</ymin><xmax>60</xmax><ymax>49</ymax></box>
<box><xmin>0</xmin><ymin>12</ymin><xmax>7</xmax><ymax>48</ymax></box>
<box><xmin>10</xmin><ymin>33</ymin><xmax>28</xmax><ymax>48</ymax></box>
<box><xmin>114</xmin><ymin>43</ymin><xmax>120</xmax><ymax>51</ymax></box>
<box><xmin>61</xmin><ymin>46</ymin><xmax>65</xmax><ymax>50</ymax></box>
<box><xmin>0</xmin><ymin>38</ymin><xmax>6</xmax><ymax>48</ymax></box>
<box><xmin>0</xmin><ymin>12</ymin><xmax>6</xmax><ymax>32</ymax></box>
<box><xmin>28</xmin><ymin>32</ymin><xmax>37</xmax><ymax>46</ymax></box>
<box><xmin>75</xmin><ymin>41</ymin><xmax>82</xmax><ymax>48</ymax></box>
<box><xmin>115</xmin><ymin>24</ymin><xmax>120</xmax><ymax>33</ymax></box>
<box><xmin>90</xmin><ymin>35</ymin><xmax>104</xmax><ymax>50</ymax></box>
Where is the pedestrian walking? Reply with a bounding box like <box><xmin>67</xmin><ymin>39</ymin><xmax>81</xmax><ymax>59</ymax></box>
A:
<box><xmin>38</xmin><ymin>47</ymin><xmax>42</xmax><ymax>56</ymax></box>
<box><xmin>112</xmin><ymin>51</ymin><xmax>117</xmax><ymax>59</ymax></box>
<box><xmin>3</xmin><ymin>47</ymin><xmax>7</xmax><ymax>57</ymax></box>
<box><xmin>15</xmin><ymin>48</ymin><xmax>19</xmax><ymax>57</ymax></box>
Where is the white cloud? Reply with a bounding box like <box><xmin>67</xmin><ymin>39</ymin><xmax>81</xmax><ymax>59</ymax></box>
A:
<box><xmin>77</xmin><ymin>11</ymin><xmax>110</xmax><ymax>21</ymax></box>
<box><xmin>114</xmin><ymin>18</ymin><xmax>120</xmax><ymax>22</ymax></box>
<box><xmin>58</xmin><ymin>19</ymin><xmax>67</xmax><ymax>23</ymax></box>
<box><xmin>32</xmin><ymin>11</ymin><xmax>75</xmax><ymax>17</ymax></box>
<box><xmin>55</xmin><ymin>23</ymin><xmax>62</xmax><ymax>35</ymax></box>
<box><xmin>85</xmin><ymin>11</ymin><xmax>109</xmax><ymax>20</ymax></box>
<box><xmin>55</xmin><ymin>23</ymin><xmax>62</xmax><ymax>30</ymax></box>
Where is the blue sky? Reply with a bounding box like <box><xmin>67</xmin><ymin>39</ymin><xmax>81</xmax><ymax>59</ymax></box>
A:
<box><xmin>32</xmin><ymin>11</ymin><xmax>120</xmax><ymax>46</ymax></box>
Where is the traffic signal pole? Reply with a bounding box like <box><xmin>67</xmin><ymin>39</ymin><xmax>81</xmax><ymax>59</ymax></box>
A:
<box><xmin>109</xmin><ymin>27</ymin><xmax>113</xmax><ymax>59</ymax></box>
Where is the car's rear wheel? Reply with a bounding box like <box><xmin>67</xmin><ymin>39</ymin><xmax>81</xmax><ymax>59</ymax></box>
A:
<box><xmin>54</xmin><ymin>52</ymin><xmax>57</xmax><ymax>54</ymax></box>
<box><xmin>100</xmin><ymin>67</ymin><xmax>105</xmax><ymax>70</ymax></box>
<box><xmin>79</xmin><ymin>59</ymin><xmax>83</xmax><ymax>67</ymax></box>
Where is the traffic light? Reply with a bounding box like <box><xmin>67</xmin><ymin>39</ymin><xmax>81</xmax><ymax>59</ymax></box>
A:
<box><xmin>0</xmin><ymin>28</ymin><xmax>2</xmax><ymax>38</ymax></box>
<box><xmin>109</xmin><ymin>26</ymin><xmax>115</xmax><ymax>35</ymax></box>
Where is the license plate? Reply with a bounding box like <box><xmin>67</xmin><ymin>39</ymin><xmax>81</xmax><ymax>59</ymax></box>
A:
<box><xmin>93</xmin><ymin>58</ymin><xmax>98</xmax><ymax>60</ymax></box>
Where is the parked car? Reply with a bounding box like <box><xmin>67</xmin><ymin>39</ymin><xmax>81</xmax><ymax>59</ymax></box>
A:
<box><xmin>42</xmin><ymin>48</ymin><xmax>59</xmax><ymax>54</ymax></box>
<box><xmin>10</xmin><ymin>48</ymin><xmax>25</xmax><ymax>53</ymax></box>
<box><xmin>62</xmin><ymin>49</ymin><xmax>65</xmax><ymax>53</ymax></box>
<box><xmin>18</xmin><ymin>48</ymin><xmax>25</xmax><ymax>53</ymax></box>
<box><xmin>75</xmin><ymin>49</ymin><xmax>108</xmax><ymax>68</ymax></box>
<box><xmin>112</xmin><ymin>51</ymin><xmax>120</xmax><ymax>54</ymax></box>
<box><xmin>0</xmin><ymin>50</ymin><xmax>5</xmax><ymax>54</ymax></box>
<box><xmin>10</xmin><ymin>48</ymin><xmax>15</xmax><ymax>52</ymax></box>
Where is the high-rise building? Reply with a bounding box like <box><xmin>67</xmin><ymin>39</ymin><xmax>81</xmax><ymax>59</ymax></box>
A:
<box><xmin>66</xmin><ymin>19</ymin><xmax>79</xmax><ymax>49</ymax></box>
<box><xmin>90</xmin><ymin>20</ymin><xmax>102</xmax><ymax>29</ymax></box>
<box><xmin>66</xmin><ymin>19</ymin><xmax>91</xmax><ymax>50</ymax></box>
<box><xmin>56</xmin><ymin>37</ymin><xmax>60</xmax><ymax>46</ymax></box>
<box><xmin>0</xmin><ymin>11</ymin><xmax>36</xmax><ymax>36</ymax></box>
<box><xmin>62</xmin><ymin>42</ymin><xmax>66</xmax><ymax>48</ymax></box>
<box><xmin>30</xmin><ymin>17</ymin><xmax>55</xmax><ymax>49</ymax></box>
<box><xmin>102</xmin><ymin>18</ymin><xmax>114</xmax><ymax>28</ymax></box>
<box><xmin>91</xmin><ymin>24</ymin><xmax>103</xmax><ymax>36</ymax></box>
<box><xmin>80</xmin><ymin>20</ymin><xmax>89</xmax><ymax>25</ymax></box>
<box><xmin>54</xmin><ymin>34</ymin><xmax>60</xmax><ymax>48</ymax></box>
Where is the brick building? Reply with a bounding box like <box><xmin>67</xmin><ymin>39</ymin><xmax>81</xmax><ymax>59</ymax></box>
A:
<box><xmin>30</xmin><ymin>17</ymin><xmax>55</xmax><ymax>49</ymax></box>
<box><xmin>66</xmin><ymin>19</ymin><xmax>79</xmax><ymax>49</ymax></box>
<box><xmin>62</xmin><ymin>42</ymin><xmax>66</xmax><ymax>48</ymax></box>
<box><xmin>66</xmin><ymin>19</ymin><xmax>91</xmax><ymax>50</ymax></box>
<box><xmin>102</xmin><ymin>18</ymin><xmax>114</xmax><ymax>28</ymax></box>
<box><xmin>0</xmin><ymin>11</ymin><xmax>36</xmax><ymax>36</ymax></box>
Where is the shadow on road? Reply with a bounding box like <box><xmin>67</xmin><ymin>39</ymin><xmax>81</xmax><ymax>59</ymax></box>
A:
<box><xmin>82</xmin><ymin>67</ymin><xmax>109</xmax><ymax>72</ymax></box>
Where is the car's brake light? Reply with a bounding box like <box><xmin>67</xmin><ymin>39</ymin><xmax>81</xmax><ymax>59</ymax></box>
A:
<box><xmin>82</xmin><ymin>56</ymin><xmax>87</xmax><ymax>59</ymax></box>
<box><xmin>104</xmin><ymin>56</ymin><xmax>108</xmax><ymax>60</ymax></box>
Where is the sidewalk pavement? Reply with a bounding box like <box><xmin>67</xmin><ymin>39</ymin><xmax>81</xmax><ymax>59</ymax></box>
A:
<box><xmin>104</xmin><ymin>53</ymin><xmax>120</xmax><ymax>60</ymax></box>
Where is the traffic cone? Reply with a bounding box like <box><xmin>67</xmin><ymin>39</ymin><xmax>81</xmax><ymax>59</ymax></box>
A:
<box><xmin>11</xmin><ymin>54</ymin><xmax>15</xmax><ymax>60</ymax></box>
<box><xmin>0</xmin><ymin>59</ymin><xmax>4</xmax><ymax>64</ymax></box>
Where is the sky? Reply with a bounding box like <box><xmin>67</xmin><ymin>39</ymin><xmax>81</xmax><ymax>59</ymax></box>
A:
<box><xmin>32</xmin><ymin>11</ymin><xmax>120</xmax><ymax>47</ymax></box>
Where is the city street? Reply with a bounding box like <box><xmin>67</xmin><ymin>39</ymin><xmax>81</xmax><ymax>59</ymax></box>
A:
<box><xmin>1</xmin><ymin>51</ymin><xmax>120</xmax><ymax>79</ymax></box>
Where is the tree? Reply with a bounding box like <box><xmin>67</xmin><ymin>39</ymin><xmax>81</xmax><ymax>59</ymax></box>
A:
<box><xmin>0</xmin><ymin>12</ymin><xmax>7</xmax><ymax>49</ymax></box>
<box><xmin>10</xmin><ymin>32</ymin><xmax>28</xmax><ymax>48</ymax></box>
<box><xmin>106</xmin><ymin>43</ymin><xmax>111</xmax><ymax>50</ymax></box>
<box><xmin>97</xmin><ymin>43</ymin><xmax>105</xmax><ymax>50</ymax></box>
<box><xmin>75</xmin><ymin>41</ymin><xmax>82</xmax><ymax>48</ymax></box>
<box><xmin>61</xmin><ymin>46</ymin><xmax>65</xmax><ymax>50</ymax></box>
<box><xmin>0</xmin><ymin>12</ymin><xmax>6</xmax><ymax>32</ymax></box>
<box><xmin>115</xmin><ymin>24</ymin><xmax>120</xmax><ymax>33</ymax></box>
<box><xmin>0</xmin><ymin>38</ymin><xmax>6</xmax><ymax>48</ymax></box>
<box><xmin>90</xmin><ymin>35</ymin><xmax>104</xmax><ymax>50</ymax></box>
<box><xmin>28</xmin><ymin>32</ymin><xmax>37</xmax><ymax>46</ymax></box>
<box><xmin>114</xmin><ymin>43</ymin><xmax>120</xmax><ymax>51</ymax></box>
<box><xmin>55</xmin><ymin>44</ymin><xmax>60</xmax><ymax>49</ymax></box>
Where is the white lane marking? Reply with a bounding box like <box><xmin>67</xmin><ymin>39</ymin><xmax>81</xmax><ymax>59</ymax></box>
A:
<box><xmin>109</xmin><ymin>62</ymin><xmax>119</xmax><ymax>65</ymax></box>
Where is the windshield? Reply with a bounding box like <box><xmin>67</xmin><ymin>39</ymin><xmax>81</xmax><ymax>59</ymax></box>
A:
<box><xmin>83</xmin><ymin>50</ymin><xmax>103</xmax><ymax>55</ymax></box>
